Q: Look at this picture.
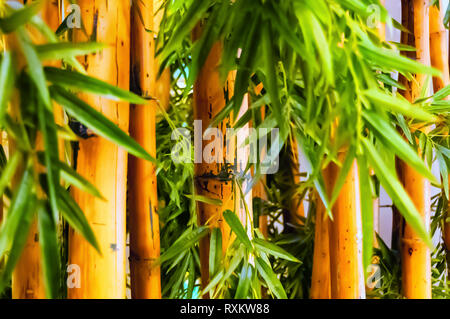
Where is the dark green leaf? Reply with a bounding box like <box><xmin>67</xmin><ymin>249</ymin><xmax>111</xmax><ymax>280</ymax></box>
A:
<box><xmin>50</xmin><ymin>85</ymin><xmax>154</xmax><ymax>162</ymax></box>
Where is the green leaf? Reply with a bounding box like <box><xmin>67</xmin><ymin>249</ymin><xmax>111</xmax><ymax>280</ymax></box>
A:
<box><xmin>235</xmin><ymin>263</ymin><xmax>253</xmax><ymax>299</ymax></box>
<box><xmin>357</xmin><ymin>155</ymin><xmax>374</xmax><ymax>274</ymax></box>
<box><xmin>158</xmin><ymin>227</ymin><xmax>209</xmax><ymax>264</ymax></box>
<box><xmin>363</xmin><ymin>110</ymin><xmax>437</xmax><ymax>184</ymax></box>
<box><xmin>0</xmin><ymin>0</ymin><xmax>44</xmax><ymax>33</ymax></box>
<box><xmin>60</xmin><ymin>164</ymin><xmax>104</xmax><ymax>200</ymax></box>
<box><xmin>0</xmin><ymin>194</ymin><xmax>36</xmax><ymax>293</ymax></box>
<box><xmin>364</xmin><ymin>89</ymin><xmax>436</xmax><ymax>122</ymax></box>
<box><xmin>159</xmin><ymin>0</ymin><xmax>211</xmax><ymax>62</ymax></box>
<box><xmin>261</xmin><ymin>22</ymin><xmax>284</xmax><ymax>137</ymax></box>
<box><xmin>44</xmin><ymin>67</ymin><xmax>148</xmax><ymax>104</ymax></box>
<box><xmin>0</xmin><ymin>152</ymin><xmax>21</xmax><ymax>200</ymax></box>
<box><xmin>56</xmin><ymin>185</ymin><xmax>101</xmax><ymax>253</ymax></box>
<box><xmin>16</xmin><ymin>27</ymin><xmax>51</xmax><ymax>108</ymax></box>
<box><xmin>255</xmin><ymin>257</ymin><xmax>287</xmax><ymax>299</ymax></box>
<box><xmin>37</xmin><ymin>152</ymin><xmax>105</xmax><ymax>200</ymax></box>
<box><xmin>209</xmin><ymin>228</ymin><xmax>222</xmax><ymax>278</ymax></box>
<box><xmin>362</xmin><ymin>138</ymin><xmax>432</xmax><ymax>248</ymax></box>
<box><xmin>185</xmin><ymin>194</ymin><xmax>222</xmax><ymax>206</ymax></box>
<box><xmin>436</xmin><ymin>151</ymin><xmax>449</xmax><ymax>200</ymax></box>
<box><xmin>36</xmin><ymin>42</ymin><xmax>107</xmax><ymax>61</ymax></box>
<box><xmin>253</xmin><ymin>238</ymin><xmax>301</xmax><ymax>263</ymax></box>
<box><xmin>433</xmin><ymin>84</ymin><xmax>450</xmax><ymax>101</ymax></box>
<box><xmin>359</xmin><ymin>43</ymin><xmax>441</xmax><ymax>77</ymax></box>
<box><xmin>0</xmin><ymin>165</ymin><xmax>34</xmax><ymax>258</ymax></box>
<box><xmin>0</xmin><ymin>51</ymin><xmax>15</xmax><ymax>121</ymax></box>
<box><xmin>223</xmin><ymin>210</ymin><xmax>253</xmax><ymax>250</ymax></box>
<box><xmin>37</xmin><ymin>202</ymin><xmax>61</xmax><ymax>299</ymax></box>
<box><xmin>49</xmin><ymin>85</ymin><xmax>155</xmax><ymax>162</ymax></box>
<box><xmin>37</xmin><ymin>98</ymin><xmax>60</xmax><ymax>222</ymax></box>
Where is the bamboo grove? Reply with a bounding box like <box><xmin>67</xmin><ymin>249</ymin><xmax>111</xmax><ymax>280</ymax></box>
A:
<box><xmin>0</xmin><ymin>0</ymin><xmax>448</xmax><ymax>299</ymax></box>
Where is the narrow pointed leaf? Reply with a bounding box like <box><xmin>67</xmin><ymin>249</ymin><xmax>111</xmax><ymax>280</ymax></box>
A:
<box><xmin>255</xmin><ymin>257</ymin><xmax>287</xmax><ymax>299</ymax></box>
<box><xmin>362</xmin><ymin>138</ymin><xmax>432</xmax><ymax>248</ymax></box>
<box><xmin>50</xmin><ymin>85</ymin><xmax>154</xmax><ymax>162</ymax></box>
<box><xmin>0</xmin><ymin>0</ymin><xmax>44</xmax><ymax>33</ymax></box>
<box><xmin>0</xmin><ymin>51</ymin><xmax>15</xmax><ymax>120</ymax></box>
<box><xmin>37</xmin><ymin>202</ymin><xmax>61</xmax><ymax>299</ymax></box>
<box><xmin>363</xmin><ymin>110</ymin><xmax>437</xmax><ymax>183</ymax></box>
<box><xmin>45</xmin><ymin>67</ymin><xmax>148</xmax><ymax>104</ymax></box>
<box><xmin>223</xmin><ymin>210</ymin><xmax>253</xmax><ymax>250</ymax></box>
<box><xmin>253</xmin><ymin>238</ymin><xmax>301</xmax><ymax>263</ymax></box>
<box><xmin>36</xmin><ymin>42</ymin><xmax>107</xmax><ymax>61</ymax></box>
<box><xmin>57</xmin><ymin>186</ymin><xmax>100</xmax><ymax>253</ymax></box>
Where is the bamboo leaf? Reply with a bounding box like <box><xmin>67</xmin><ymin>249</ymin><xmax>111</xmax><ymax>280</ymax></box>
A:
<box><xmin>37</xmin><ymin>98</ymin><xmax>60</xmax><ymax>222</ymax></box>
<box><xmin>0</xmin><ymin>51</ymin><xmax>15</xmax><ymax>121</ymax></box>
<box><xmin>17</xmin><ymin>27</ymin><xmax>51</xmax><ymax>107</ymax></box>
<box><xmin>234</xmin><ymin>263</ymin><xmax>253</xmax><ymax>299</ymax></box>
<box><xmin>0</xmin><ymin>0</ymin><xmax>44</xmax><ymax>33</ymax></box>
<box><xmin>36</xmin><ymin>42</ymin><xmax>107</xmax><ymax>61</ymax></box>
<box><xmin>255</xmin><ymin>257</ymin><xmax>287</xmax><ymax>299</ymax></box>
<box><xmin>436</xmin><ymin>151</ymin><xmax>449</xmax><ymax>199</ymax></box>
<box><xmin>57</xmin><ymin>185</ymin><xmax>100</xmax><ymax>253</ymax></box>
<box><xmin>159</xmin><ymin>0</ymin><xmax>211</xmax><ymax>62</ymax></box>
<box><xmin>0</xmin><ymin>152</ymin><xmax>21</xmax><ymax>200</ymax></box>
<box><xmin>0</xmin><ymin>166</ymin><xmax>34</xmax><ymax>258</ymax></box>
<box><xmin>357</xmin><ymin>155</ymin><xmax>374</xmax><ymax>274</ymax></box>
<box><xmin>36</xmin><ymin>151</ymin><xmax>104</xmax><ymax>200</ymax></box>
<box><xmin>50</xmin><ymin>85</ymin><xmax>155</xmax><ymax>162</ymax></box>
<box><xmin>0</xmin><ymin>195</ymin><xmax>36</xmax><ymax>293</ymax></box>
<box><xmin>37</xmin><ymin>202</ymin><xmax>61</xmax><ymax>299</ymax></box>
<box><xmin>45</xmin><ymin>67</ymin><xmax>148</xmax><ymax>104</ymax></box>
<box><xmin>364</xmin><ymin>89</ymin><xmax>436</xmax><ymax>122</ymax></box>
<box><xmin>185</xmin><ymin>194</ymin><xmax>222</xmax><ymax>206</ymax></box>
<box><xmin>363</xmin><ymin>110</ymin><xmax>438</xmax><ymax>184</ymax></box>
<box><xmin>158</xmin><ymin>227</ymin><xmax>209</xmax><ymax>264</ymax></box>
<box><xmin>362</xmin><ymin>138</ymin><xmax>432</xmax><ymax>248</ymax></box>
<box><xmin>253</xmin><ymin>238</ymin><xmax>301</xmax><ymax>263</ymax></box>
<box><xmin>223</xmin><ymin>210</ymin><xmax>253</xmax><ymax>250</ymax></box>
<box><xmin>209</xmin><ymin>228</ymin><xmax>222</xmax><ymax>278</ymax></box>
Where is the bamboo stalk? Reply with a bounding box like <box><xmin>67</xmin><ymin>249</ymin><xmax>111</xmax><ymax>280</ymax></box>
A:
<box><xmin>128</xmin><ymin>0</ymin><xmax>161</xmax><ymax>299</ymax></box>
<box><xmin>328</xmin><ymin>156</ymin><xmax>365</xmax><ymax>299</ymax></box>
<box><xmin>398</xmin><ymin>0</ymin><xmax>432</xmax><ymax>299</ymax></box>
<box><xmin>192</xmin><ymin>29</ymin><xmax>236</xmax><ymax>296</ymax></box>
<box><xmin>154</xmin><ymin>0</ymin><xmax>171</xmax><ymax>113</ymax></box>
<box><xmin>68</xmin><ymin>0</ymin><xmax>130</xmax><ymax>299</ymax></box>
<box><xmin>310</xmin><ymin>167</ymin><xmax>332</xmax><ymax>299</ymax></box>
<box><xmin>430</xmin><ymin>0</ymin><xmax>450</xmax><ymax>93</ymax></box>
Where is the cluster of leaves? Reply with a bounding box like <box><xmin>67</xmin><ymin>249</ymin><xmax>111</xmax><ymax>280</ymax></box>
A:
<box><xmin>156</xmin><ymin>80</ymin><xmax>305</xmax><ymax>298</ymax></box>
<box><xmin>158</xmin><ymin>0</ymin><xmax>450</xmax><ymax>285</ymax></box>
<box><xmin>0</xmin><ymin>1</ymin><xmax>152</xmax><ymax>298</ymax></box>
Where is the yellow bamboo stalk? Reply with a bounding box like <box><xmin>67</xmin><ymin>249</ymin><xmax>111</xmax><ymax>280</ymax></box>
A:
<box><xmin>128</xmin><ymin>0</ymin><xmax>161</xmax><ymax>299</ymax></box>
<box><xmin>398</xmin><ymin>0</ymin><xmax>432</xmax><ymax>299</ymax></box>
<box><xmin>11</xmin><ymin>0</ymin><xmax>61</xmax><ymax>299</ymax></box>
<box><xmin>328</xmin><ymin>156</ymin><xmax>365</xmax><ymax>299</ymax></box>
<box><xmin>430</xmin><ymin>0</ymin><xmax>450</xmax><ymax>93</ymax></box>
<box><xmin>192</xmin><ymin>30</ymin><xmax>236</xmax><ymax>296</ymax></box>
<box><xmin>154</xmin><ymin>0</ymin><xmax>171</xmax><ymax>112</ymax></box>
<box><xmin>68</xmin><ymin>0</ymin><xmax>130</xmax><ymax>299</ymax></box>
<box><xmin>310</xmin><ymin>166</ymin><xmax>332</xmax><ymax>299</ymax></box>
